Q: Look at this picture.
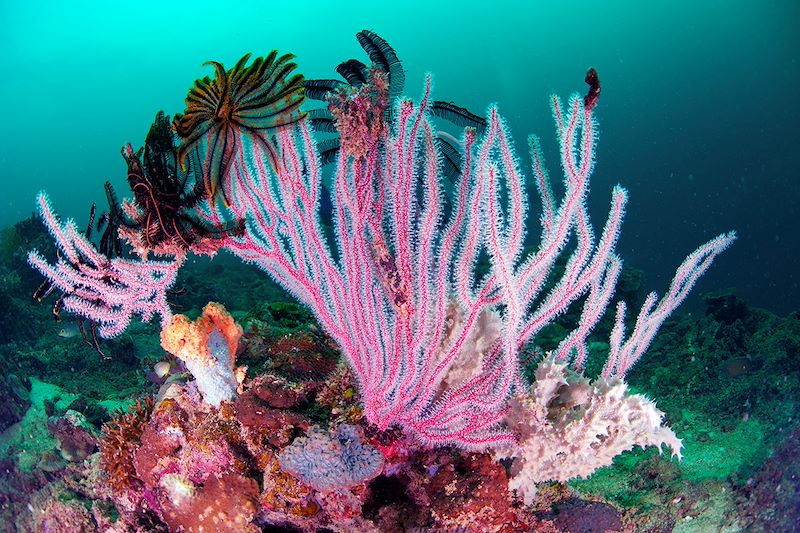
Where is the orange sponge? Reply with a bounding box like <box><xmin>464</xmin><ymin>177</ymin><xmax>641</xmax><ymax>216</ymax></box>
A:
<box><xmin>161</xmin><ymin>302</ymin><xmax>243</xmax><ymax>367</ymax></box>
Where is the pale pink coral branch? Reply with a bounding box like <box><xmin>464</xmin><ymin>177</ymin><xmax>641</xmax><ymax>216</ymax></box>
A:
<box><xmin>603</xmin><ymin>230</ymin><xmax>737</xmax><ymax>379</ymax></box>
<box><xmin>28</xmin><ymin>192</ymin><xmax>183</xmax><ymax>337</ymax></box>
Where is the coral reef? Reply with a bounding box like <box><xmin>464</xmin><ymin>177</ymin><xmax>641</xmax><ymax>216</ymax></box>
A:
<box><xmin>7</xmin><ymin>26</ymin><xmax>795</xmax><ymax>533</ymax></box>
<box><xmin>1</xmin><ymin>286</ymin><xmax>799</xmax><ymax>530</ymax></box>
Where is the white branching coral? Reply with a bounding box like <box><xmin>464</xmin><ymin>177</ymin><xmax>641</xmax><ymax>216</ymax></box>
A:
<box><xmin>499</xmin><ymin>357</ymin><xmax>682</xmax><ymax>504</ymax></box>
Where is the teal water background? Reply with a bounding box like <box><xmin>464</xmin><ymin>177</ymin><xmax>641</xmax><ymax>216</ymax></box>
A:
<box><xmin>1</xmin><ymin>0</ymin><xmax>797</xmax><ymax>313</ymax></box>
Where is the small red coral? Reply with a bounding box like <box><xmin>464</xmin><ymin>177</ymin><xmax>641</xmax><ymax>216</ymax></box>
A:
<box><xmin>265</xmin><ymin>331</ymin><xmax>338</xmax><ymax>380</ymax></box>
<box><xmin>232</xmin><ymin>386</ymin><xmax>311</xmax><ymax>449</ymax></box>
<box><xmin>425</xmin><ymin>452</ymin><xmax>534</xmax><ymax>532</ymax></box>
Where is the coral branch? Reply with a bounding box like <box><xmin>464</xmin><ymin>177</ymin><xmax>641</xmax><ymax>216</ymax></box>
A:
<box><xmin>209</xmin><ymin>73</ymin><xmax>733</xmax><ymax>450</ymax></box>
<box><xmin>28</xmin><ymin>192</ymin><xmax>182</xmax><ymax>337</ymax></box>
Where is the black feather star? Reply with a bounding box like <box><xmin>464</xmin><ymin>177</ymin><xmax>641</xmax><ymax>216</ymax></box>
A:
<box><xmin>303</xmin><ymin>79</ymin><xmax>347</xmax><ymax>101</ymax></box>
<box><xmin>356</xmin><ymin>30</ymin><xmax>405</xmax><ymax>102</ymax></box>
<box><xmin>336</xmin><ymin>59</ymin><xmax>370</xmax><ymax>87</ymax></box>
<box><xmin>97</xmin><ymin>181</ymin><xmax>125</xmax><ymax>258</ymax></box>
<box><xmin>430</xmin><ymin>101</ymin><xmax>487</xmax><ymax>130</ymax></box>
<box><xmin>123</xmin><ymin>111</ymin><xmax>245</xmax><ymax>256</ymax></box>
<box><xmin>302</xmin><ymin>29</ymin><xmax>486</xmax><ymax>183</ymax></box>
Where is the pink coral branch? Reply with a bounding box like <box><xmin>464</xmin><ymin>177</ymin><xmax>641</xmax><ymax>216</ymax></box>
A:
<box><xmin>28</xmin><ymin>192</ymin><xmax>182</xmax><ymax>337</ymax></box>
<box><xmin>212</xmin><ymin>76</ymin><xmax>733</xmax><ymax>448</ymax></box>
<box><xmin>603</xmin><ymin>231</ymin><xmax>737</xmax><ymax>379</ymax></box>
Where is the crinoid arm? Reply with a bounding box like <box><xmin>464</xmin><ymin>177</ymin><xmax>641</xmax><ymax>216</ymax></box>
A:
<box><xmin>173</xmin><ymin>52</ymin><xmax>306</xmax><ymax>205</ymax></box>
<box><xmin>120</xmin><ymin>112</ymin><xmax>244</xmax><ymax>256</ymax></box>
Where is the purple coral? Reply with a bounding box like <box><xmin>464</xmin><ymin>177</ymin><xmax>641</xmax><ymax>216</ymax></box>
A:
<box><xmin>278</xmin><ymin>424</ymin><xmax>384</xmax><ymax>493</ymax></box>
